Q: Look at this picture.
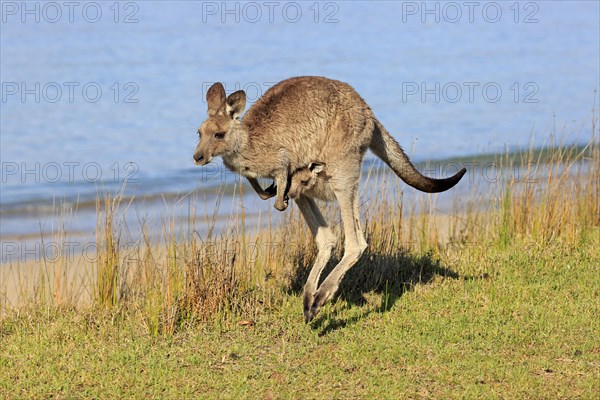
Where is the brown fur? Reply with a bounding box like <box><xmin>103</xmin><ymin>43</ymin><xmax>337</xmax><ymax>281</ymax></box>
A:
<box><xmin>288</xmin><ymin>162</ymin><xmax>330</xmax><ymax>201</ymax></box>
<box><xmin>194</xmin><ymin>76</ymin><xmax>466</xmax><ymax>321</ymax></box>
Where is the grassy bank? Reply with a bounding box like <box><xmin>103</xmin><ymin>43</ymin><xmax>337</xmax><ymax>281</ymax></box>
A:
<box><xmin>1</xmin><ymin>134</ymin><xmax>599</xmax><ymax>398</ymax></box>
<box><xmin>1</xmin><ymin>236</ymin><xmax>598</xmax><ymax>398</ymax></box>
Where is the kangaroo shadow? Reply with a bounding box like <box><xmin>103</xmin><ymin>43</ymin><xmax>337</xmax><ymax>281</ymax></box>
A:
<box><xmin>287</xmin><ymin>247</ymin><xmax>463</xmax><ymax>336</ymax></box>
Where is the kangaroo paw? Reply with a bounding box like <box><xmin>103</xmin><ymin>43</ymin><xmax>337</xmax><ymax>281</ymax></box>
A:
<box><xmin>274</xmin><ymin>198</ymin><xmax>288</xmax><ymax>211</ymax></box>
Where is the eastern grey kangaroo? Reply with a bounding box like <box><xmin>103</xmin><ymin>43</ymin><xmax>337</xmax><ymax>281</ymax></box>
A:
<box><xmin>287</xmin><ymin>162</ymin><xmax>328</xmax><ymax>201</ymax></box>
<box><xmin>193</xmin><ymin>76</ymin><xmax>466</xmax><ymax>322</ymax></box>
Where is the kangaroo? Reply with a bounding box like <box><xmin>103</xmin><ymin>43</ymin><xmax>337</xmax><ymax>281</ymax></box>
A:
<box><xmin>287</xmin><ymin>162</ymin><xmax>328</xmax><ymax>201</ymax></box>
<box><xmin>193</xmin><ymin>76</ymin><xmax>466</xmax><ymax>322</ymax></box>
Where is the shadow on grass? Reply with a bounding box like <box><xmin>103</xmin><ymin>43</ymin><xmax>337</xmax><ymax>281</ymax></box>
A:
<box><xmin>287</xmin><ymin>247</ymin><xmax>464</xmax><ymax>336</ymax></box>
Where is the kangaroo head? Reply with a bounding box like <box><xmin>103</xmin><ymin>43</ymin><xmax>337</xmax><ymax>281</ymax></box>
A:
<box><xmin>288</xmin><ymin>162</ymin><xmax>326</xmax><ymax>199</ymax></box>
<box><xmin>193</xmin><ymin>83</ymin><xmax>246</xmax><ymax>165</ymax></box>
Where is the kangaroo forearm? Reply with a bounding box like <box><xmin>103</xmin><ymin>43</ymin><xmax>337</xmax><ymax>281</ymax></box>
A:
<box><xmin>273</xmin><ymin>173</ymin><xmax>290</xmax><ymax>211</ymax></box>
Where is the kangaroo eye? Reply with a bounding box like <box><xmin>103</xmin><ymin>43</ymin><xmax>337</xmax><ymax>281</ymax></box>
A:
<box><xmin>214</xmin><ymin>131</ymin><xmax>225</xmax><ymax>139</ymax></box>
<box><xmin>301</xmin><ymin>180</ymin><xmax>309</xmax><ymax>186</ymax></box>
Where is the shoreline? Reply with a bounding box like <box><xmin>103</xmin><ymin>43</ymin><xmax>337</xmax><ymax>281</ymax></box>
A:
<box><xmin>0</xmin><ymin>143</ymin><xmax>594</xmax><ymax>241</ymax></box>
<box><xmin>2</xmin><ymin>143</ymin><xmax>591</xmax><ymax>215</ymax></box>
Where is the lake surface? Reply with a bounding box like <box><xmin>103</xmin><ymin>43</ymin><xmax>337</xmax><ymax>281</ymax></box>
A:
<box><xmin>1</xmin><ymin>1</ymin><xmax>599</xmax><ymax>240</ymax></box>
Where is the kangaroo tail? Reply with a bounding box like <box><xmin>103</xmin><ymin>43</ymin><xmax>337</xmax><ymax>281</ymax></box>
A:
<box><xmin>369</xmin><ymin>118</ymin><xmax>466</xmax><ymax>193</ymax></box>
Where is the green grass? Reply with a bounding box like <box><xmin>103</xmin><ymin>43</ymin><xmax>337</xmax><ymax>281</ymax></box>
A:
<box><xmin>1</xmin><ymin>235</ymin><xmax>598</xmax><ymax>399</ymax></box>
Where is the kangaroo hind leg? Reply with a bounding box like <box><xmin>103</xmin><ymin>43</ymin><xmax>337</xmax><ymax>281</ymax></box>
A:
<box><xmin>307</xmin><ymin>184</ymin><xmax>367</xmax><ymax>321</ymax></box>
<box><xmin>294</xmin><ymin>196</ymin><xmax>337</xmax><ymax>322</ymax></box>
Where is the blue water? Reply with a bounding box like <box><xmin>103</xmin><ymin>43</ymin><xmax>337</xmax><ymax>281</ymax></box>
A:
<box><xmin>1</xmin><ymin>1</ymin><xmax>599</xmax><ymax>238</ymax></box>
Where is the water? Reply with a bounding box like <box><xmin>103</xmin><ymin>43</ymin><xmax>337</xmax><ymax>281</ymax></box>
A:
<box><xmin>1</xmin><ymin>1</ymin><xmax>599</xmax><ymax>239</ymax></box>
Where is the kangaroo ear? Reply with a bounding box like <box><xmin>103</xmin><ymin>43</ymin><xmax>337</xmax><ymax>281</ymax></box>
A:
<box><xmin>309</xmin><ymin>162</ymin><xmax>325</xmax><ymax>174</ymax></box>
<box><xmin>206</xmin><ymin>82</ymin><xmax>226</xmax><ymax>116</ymax></box>
<box><xmin>226</xmin><ymin>90</ymin><xmax>246</xmax><ymax>119</ymax></box>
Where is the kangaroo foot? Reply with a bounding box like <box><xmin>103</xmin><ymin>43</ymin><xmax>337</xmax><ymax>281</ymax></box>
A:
<box><xmin>307</xmin><ymin>284</ymin><xmax>335</xmax><ymax>322</ymax></box>
<box><xmin>303</xmin><ymin>289</ymin><xmax>315</xmax><ymax>323</ymax></box>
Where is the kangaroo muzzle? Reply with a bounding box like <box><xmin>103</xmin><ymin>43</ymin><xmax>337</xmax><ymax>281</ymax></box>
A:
<box><xmin>193</xmin><ymin>152</ymin><xmax>210</xmax><ymax>166</ymax></box>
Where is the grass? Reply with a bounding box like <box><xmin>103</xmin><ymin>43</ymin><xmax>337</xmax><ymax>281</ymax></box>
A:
<box><xmin>0</xmin><ymin>126</ymin><xmax>599</xmax><ymax>398</ymax></box>
<box><xmin>0</xmin><ymin>238</ymin><xmax>598</xmax><ymax>398</ymax></box>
